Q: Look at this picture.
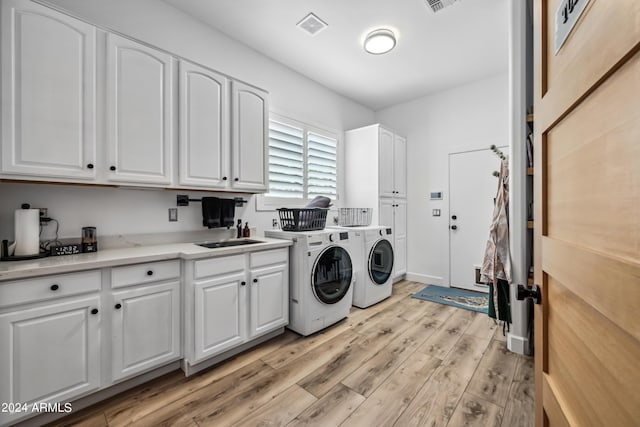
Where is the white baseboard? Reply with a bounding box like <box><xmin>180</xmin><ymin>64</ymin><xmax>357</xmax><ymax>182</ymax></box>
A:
<box><xmin>507</xmin><ymin>332</ymin><xmax>531</xmax><ymax>355</ymax></box>
<box><xmin>404</xmin><ymin>272</ymin><xmax>446</xmax><ymax>286</ymax></box>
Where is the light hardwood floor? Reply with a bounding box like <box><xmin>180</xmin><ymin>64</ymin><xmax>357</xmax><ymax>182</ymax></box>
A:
<box><xmin>49</xmin><ymin>281</ymin><xmax>534</xmax><ymax>427</ymax></box>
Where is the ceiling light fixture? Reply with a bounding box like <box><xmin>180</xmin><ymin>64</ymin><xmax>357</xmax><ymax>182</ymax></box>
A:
<box><xmin>363</xmin><ymin>29</ymin><xmax>396</xmax><ymax>55</ymax></box>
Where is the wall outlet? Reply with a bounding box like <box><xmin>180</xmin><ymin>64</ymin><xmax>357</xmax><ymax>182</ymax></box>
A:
<box><xmin>432</xmin><ymin>209</ymin><xmax>441</xmax><ymax>217</ymax></box>
<box><xmin>168</xmin><ymin>208</ymin><xmax>178</xmax><ymax>222</ymax></box>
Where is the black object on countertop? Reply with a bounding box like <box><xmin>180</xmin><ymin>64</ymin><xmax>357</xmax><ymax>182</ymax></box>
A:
<box><xmin>237</xmin><ymin>219</ymin><xmax>242</xmax><ymax>238</ymax></box>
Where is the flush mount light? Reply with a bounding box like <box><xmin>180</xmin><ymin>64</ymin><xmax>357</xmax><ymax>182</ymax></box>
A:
<box><xmin>363</xmin><ymin>29</ymin><xmax>396</xmax><ymax>55</ymax></box>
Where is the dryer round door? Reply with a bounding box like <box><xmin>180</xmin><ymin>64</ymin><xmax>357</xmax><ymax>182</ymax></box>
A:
<box><xmin>369</xmin><ymin>239</ymin><xmax>394</xmax><ymax>285</ymax></box>
<box><xmin>311</xmin><ymin>246</ymin><xmax>353</xmax><ymax>304</ymax></box>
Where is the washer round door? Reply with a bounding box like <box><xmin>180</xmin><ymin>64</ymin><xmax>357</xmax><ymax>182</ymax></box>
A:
<box><xmin>369</xmin><ymin>239</ymin><xmax>394</xmax><ymax>285</ymax></box>
<box><xmin>311</xmin><ymin>246</ymin><xmax>353</xmax><ymax>304</ymax></box>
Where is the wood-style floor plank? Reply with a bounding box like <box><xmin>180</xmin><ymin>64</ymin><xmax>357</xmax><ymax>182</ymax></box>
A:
<box><xmin>501</xmin><ymin>356</ymin><xmax>535</xmax><ymax>427</ymax></box>
<box><xmin>448</xmin><ymin>392</ymin><xmax>504</xmax><ymax>427</ymax></box>
<box><xmin>341</xmin><ymin>315</ymin><xmax>442</xmax><ymax>397</ymax></box>
<box><xmin>231</xmin><ymin>384</ymin><xmax>317</xmax><ymax>427</ymax></box>
<box><xmin>287</xmin><ymin>383</ymin><xmax>365</xmax><ymax>427</ymax></box>
<box><xmin>416</xmin><ymin>308</ymin><xmax>476</xmax><ymax>359</ymax></box>
<box><xmin>341</xmin><ymin>352</ymin><xmax>441</xmax><ymax>427</ymax></box>
<box><xmin>192</xmin><ymin>331</ymin><xmax>363</xmax><ymax>426</ymax></box>
<box><xmin>466</xmin><ymin>339</ymin><xmax>520</xmax><ymax>407</ymax></box>
<box><xmin>393</xmin><ymin>334</ymin><xmax>491</xmax><ymax>427</ymax></box>
<box><xmin>45</xmin><ymin>281</ymin><xmax>533</xmax><ymax>427</ymax></box>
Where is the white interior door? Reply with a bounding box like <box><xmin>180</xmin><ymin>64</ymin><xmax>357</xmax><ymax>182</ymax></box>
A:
<box><xmin>449</xmin><ymin>148</ymin><xmax>504</xmax><ymax>292</ymax></box>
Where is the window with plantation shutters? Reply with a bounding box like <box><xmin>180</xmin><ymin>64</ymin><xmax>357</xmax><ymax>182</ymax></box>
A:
<box><xmin>268</xmin><ymin>121</ymin><xmax>304</xmax><ymax>198</ymax></box>
<box><xmin>263</xmin><ymin>116</ymin><xmax>339</xmax><ymax>204</ymax></box>
<box><xmin>307</xmin><ymin>132</ymin><xmax>337</xmax><ymax>199</ymax></box>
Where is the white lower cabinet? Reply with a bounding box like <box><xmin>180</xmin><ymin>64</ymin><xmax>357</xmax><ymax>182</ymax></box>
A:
<box><xmin>380</xmin><ymin>198</ymin><xmax>407</xmax><ymax>278</ymax></box>
<box><xmin>249</xmin><ymin>252</ymin><xmax>288</xmax><ymax>339</ymax></box>
<box><xmin>194</xmin><ymin>270</ymin><xmax>246</xmax><ymax>361</ymax></box>
<box><xmin>187</xmin><ymin>249</ymin><xmax>288</xmax><ymax>367</ymax></box>
<box><xmin>111</xmin><ymin>281</ymin><xmax>181</xmax><ymax>382</ymax></box>
<box><xmin>0</xmin><ymin>295</ymin><xmax>101</xmax><ymax>426</ymax></box>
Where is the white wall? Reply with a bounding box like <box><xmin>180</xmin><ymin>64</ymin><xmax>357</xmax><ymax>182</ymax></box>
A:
<box><xmin>0</xmin><ymin>0</ymin><xmax>374</xmax><ymax>241</ymax></box>
<box><xmin>375</xmin><ymin>73</ymin><xmax>509</xmax><ymax>286</ymax></box>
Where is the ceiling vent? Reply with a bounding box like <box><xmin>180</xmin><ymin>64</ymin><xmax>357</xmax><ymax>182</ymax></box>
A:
<box><xmin>426</xmin><ymin>0</ymin><xmax>460</xmax><ymax>13</ymax></box>
<box><xmin>297</xmin><ymin>13</ymin><xmax>328</xmax><ymax>36</ymax></box>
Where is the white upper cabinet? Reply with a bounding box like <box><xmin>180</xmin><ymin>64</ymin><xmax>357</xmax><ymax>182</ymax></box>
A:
<box><xmin>179</xmin><ymin>60</ymin><xmax>229</xmax><ymax>188</ymax></box>
<box><xmin>105</xmin><ymin>33</ymin><xmax>174</xmax><ymax>185</ymax></box>
<box><xmin>378</xmin><ymin>127</ymin><xmax>395</xmax><ymax>198</ymax></box>
<box><xmin>231</xmin><ymin>81</ymin><xmax>268</xmax><ymax>192</ymax></box>
<box><xmin>0</xmin><ymin>0</ymin><xmax>96</xmax><ymax>179</ymax></box>
<box><xmin>393</xmin><ymin>135</ymin><xmax>407</xmax><ymax>198</ymax></box>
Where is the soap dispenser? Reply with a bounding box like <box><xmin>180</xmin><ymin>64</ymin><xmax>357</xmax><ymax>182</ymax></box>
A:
<box><xmin>243</xmin><ymin>222</ymin><xmax>250</xmax><ymax>238</ymax></box>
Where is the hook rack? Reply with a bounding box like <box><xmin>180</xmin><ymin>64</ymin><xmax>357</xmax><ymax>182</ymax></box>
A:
<box><xmin>176</xmin><ymin>195</ymin><xmax>248</xmax><ymax>207</ymax></box>
<box><xmin>490</xmin><ymin>144</ymin><xmax>506</xmax><ymax>160</ymax></box>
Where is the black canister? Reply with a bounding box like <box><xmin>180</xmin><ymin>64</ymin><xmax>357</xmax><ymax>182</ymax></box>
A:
<box><xmin>82</xmin><ymin>227</ymin><xmax>98</xmax><ymax>253</ymax></box>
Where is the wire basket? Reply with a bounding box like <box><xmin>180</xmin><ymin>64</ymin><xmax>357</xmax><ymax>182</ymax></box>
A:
<box><xmin>338</xmin><ymin>208</ymin><xmax>372</xmax><ymax>227</ymax></box>
<box><xmin>277</xmin><ymin>208</ymin><xmax>328</xmax><ymax>231</ymax></box>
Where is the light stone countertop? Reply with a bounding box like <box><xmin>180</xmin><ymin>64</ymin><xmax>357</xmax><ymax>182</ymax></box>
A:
<box><xmin>0</xmin><ymin>237</ymin><xmax>292</xmax><ymax>281</ymax></box>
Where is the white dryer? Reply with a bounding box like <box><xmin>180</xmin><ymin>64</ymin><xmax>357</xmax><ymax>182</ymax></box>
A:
<box><xmin>264</xmin><ymin>229</ymin><xmax>355</xmax><ymax>336</ymax></box>
<box><xmin>330</xmin><ymin>226</ymin><xmax>394</xmax><ymax>308</ymax></box>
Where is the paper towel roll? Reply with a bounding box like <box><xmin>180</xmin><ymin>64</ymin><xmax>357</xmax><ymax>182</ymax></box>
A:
<box><xmin>14</xmin><ymin>209</ymin><xmax>40</xmax><ymax>256</ymax></box>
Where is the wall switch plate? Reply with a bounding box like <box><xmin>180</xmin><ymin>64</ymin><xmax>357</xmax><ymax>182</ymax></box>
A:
<box><xmin>430</xmin><ymin>191</ymin><xmax>443</xmax><ymax>200</ymax></box>
<box><xmin>432</xmin><ymin>209</ymin><xmax>441</xmax><ymax>216</ymax></box>
<box><xmin>168</xmin><ymin>208</ymin><xmax>178</xmax><ymax>222</ymax></box>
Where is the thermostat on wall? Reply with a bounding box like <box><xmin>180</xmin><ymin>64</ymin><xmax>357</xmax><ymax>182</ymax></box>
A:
<box><xmin>430</xmin><ymin>191</ymin><xmax>443</xmax><ymax>200</ymax></box>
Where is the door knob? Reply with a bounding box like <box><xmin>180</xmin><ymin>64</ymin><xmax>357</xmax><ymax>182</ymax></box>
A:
<box><xmin>115</xmin><ymin>303</ymin><xmax>122</xmax><ymax>309</ymax></box>
<box><xmin>516</xmin><ymin>284</ymin><xmax>542</xmax><ymax>305</ymax></box>
<box><xmin>451</xmin><ymin>215</ymin><xmax>457</xmax><ymax>220</ymax></box>
<box><xmin>450</xmin><ymin>225</ymin><xmax>457</xmax><ymax>230</ymax></box>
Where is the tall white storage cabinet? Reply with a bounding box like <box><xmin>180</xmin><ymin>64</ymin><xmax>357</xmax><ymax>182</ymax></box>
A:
<box><xmin>345</xmin><ymin>124</ymin><xmax>407</xmax><ymax>280</ymax></box>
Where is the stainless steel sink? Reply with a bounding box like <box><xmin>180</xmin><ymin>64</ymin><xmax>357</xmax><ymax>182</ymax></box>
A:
<box><xmin>196</xmin><ymin>239</ymin><xmax>264</xmax><ymax>249</ymax></box>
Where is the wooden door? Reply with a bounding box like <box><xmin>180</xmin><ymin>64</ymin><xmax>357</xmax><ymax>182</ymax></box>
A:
<box><xmin>533</xmin><ymin>1</ymin><xmax>639</xmax><ymax>426</ymax></box>
<box><xmin>0</xmin><ymin>0</ymin><xmax>96</xmax><ymax>180</ymax></box>
<box><xmin>105</xmin><ymin>33</ymin><xmax>174</xmax><ymax>185</ymax></box>
<box><xmin>449</xmin><ymin>149</ymin><xmax>500</xmax><ymax>293</ymax></box>
<box><xmin>230</xmin><ymin>81</ymin><xmax>268</xmax><ymax>191</ymax></box>
<box><xmin>178</xmin><ymin>60</ymin><xmax>229</xmax><ymax>189</ymax></box>
<box><xmin>111</xmin><ymin>281</ymin><xmax>181</xmax><ymax>382</ymax></box>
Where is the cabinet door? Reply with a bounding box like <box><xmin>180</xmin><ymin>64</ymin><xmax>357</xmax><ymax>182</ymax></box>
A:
<box><xmin>378</xmin><ymin>127</ymin><xmax>395</xmax><ymax>198</ymax></box>
<box><xmin>394</xmin><ymin>199</ymin><xmax>407</xmax><ymax>277</ymax></box>
<box><xmin>111</xmin><ymin>281</ymin><xmax>181</xmax><ymax>382</ymax></box>
<box><xmin>179</xmin><ymin>60</ymin><xmax>229</xmax><ymax>188</ymax></box>
<box><xmin>378</xmin><ymin>198</ymin><xmax>394</xmax><ymax>228</ymax></box>
<box><xmin>194</xmin><ymin>272</ymin><xmax>246</xmax><ymax>362</ymax></box>
<box><xmin>0</xmin><ymin>296</ymin><xmax>100</xmax><ymax>425</ymax></box>
<box><xmin>249</xmin><ymin>264</ymin><xmax>288</xmax><ymax>338</ymax></box>
<box><xmin>105</xmin><ymin>33</ymin><xmax>173</xmax><ymax>185</ymax></box>
<box><xmin>0</xmin><ymin>0</ymin><xmax>96</xmax><ymax>179</ymax></box>
<box><xmin>393</xmin><ymin>135</ymin><xmax>407</xmax><ymax>198</ymax></box>
<box><xmin>231</xmin><ymin>81</ymin><xmax>268</xmax><ymax>191</ymax></box>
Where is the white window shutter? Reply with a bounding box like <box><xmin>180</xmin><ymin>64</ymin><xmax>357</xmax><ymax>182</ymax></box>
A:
<box><xmin>268</xmin><ymin>121</ymin><xmax>304</xmax><ymax>198</ymax></box>
<box><xmin>307</xmin><ymin>132</ymin><xmax>337</xmax><ymax>199</ymax></box>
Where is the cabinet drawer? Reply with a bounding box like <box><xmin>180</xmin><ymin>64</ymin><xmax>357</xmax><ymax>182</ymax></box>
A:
<box><xmin>195</xmin><ymin>254</ymin><xmax>244</xmax><ymax>279</ymax></box>
<box><xmin>0</xmin><ymin>270</ymin><xmax>101</xmax><ymax>308</ymax></box>
<box><xmin>250</xmin><ymin>248</ymin><xmax>288</xmax><ymax>269</ymax></box>
<box><xmin>111</xmin><ymin>260</ymin><xmax>180</xmax><ymax>289</ymax></box>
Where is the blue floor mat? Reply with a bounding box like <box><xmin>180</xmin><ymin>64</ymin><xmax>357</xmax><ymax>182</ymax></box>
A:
<box><xmin>412</xmin><ymin>285</ymin><xmax>488</xmax><ymax>314</ymax></box>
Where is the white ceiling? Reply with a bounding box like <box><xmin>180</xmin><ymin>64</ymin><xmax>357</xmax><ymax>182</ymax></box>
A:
<box><xmin>163</xmin><ymin>0</ymin><xmax>508</xmax><ymax>111</ymax></box>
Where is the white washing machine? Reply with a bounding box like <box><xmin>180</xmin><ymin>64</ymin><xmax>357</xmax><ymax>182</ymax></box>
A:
<box><xmin>330</xmin><ymin>226</ymin><xmax>394</xmax><ymax>308</ymax></box>
<box><xmin>264</xmin><ymin>229</ymin><xmax>355</xmax><ymax>336</ymax></box>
